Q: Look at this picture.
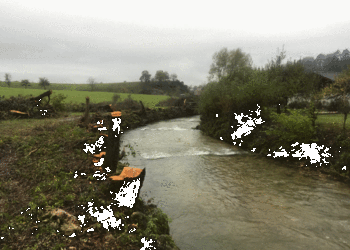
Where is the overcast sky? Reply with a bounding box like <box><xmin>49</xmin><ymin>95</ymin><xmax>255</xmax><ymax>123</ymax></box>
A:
<box><xmin>1</xmin><ymin>0</ymin><xmax>350</xmax><ymax>87</ymax></box>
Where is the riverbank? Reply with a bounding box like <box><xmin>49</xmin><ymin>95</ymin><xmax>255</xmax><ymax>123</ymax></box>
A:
<box><xmin>0</xmin><ymin>106</ymin><xmax>199</xmax><ymax>249</ymax></box>
<box><xmin>198</xmin><ymin>110</ymin><xmax>350</xmax><ymax>186</ymax></box>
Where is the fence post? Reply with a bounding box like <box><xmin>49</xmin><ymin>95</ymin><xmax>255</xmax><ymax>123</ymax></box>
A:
<box><xmin>84</xmin><ymin>96</ymin><xmax>90</xmax><ymax>128</ymax></box>
<box><xmin>104</xmin><ymin>113</ymin><xmax>121</xmax><ymax>174</ymax></box>
<box><xmin>139</xmin><ymin>100</ymin><xmax>146</xmax><ymax>117</ymax></box>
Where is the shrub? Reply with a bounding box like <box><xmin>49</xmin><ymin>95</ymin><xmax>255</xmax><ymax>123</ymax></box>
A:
<box><xmin>51</xmin><ymin>93</ymin><xmax>67</xmax><ymax>112</ymax></box>
<box><xmin>112</xmin><ymin>94</ymin><xmax>121</xmax><ymax>105</ymax></box>
<box><xmin>264</xmin><ymin>109</ymin><xmax>317</xmax><ymax>152</ymax></box>
<box><xmin>114</xmin><ymin>95</ymin><xmax>141</xmax><ymax>111</ymax></box>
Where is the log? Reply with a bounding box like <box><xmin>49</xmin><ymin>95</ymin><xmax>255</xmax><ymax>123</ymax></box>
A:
<box><xmin>103</xmin><ymin>112</ymin><xmax>122</xmax><ymax>174</ymax></box>
<box><xmin>10</xmin><ymin>110</ymin><xmax>29</xmax><ymax>118</ymax></box>
<box><xmin>29</xmin><ymin>90</ymin><xmax>53</xmax><ymax>105</ymax></box>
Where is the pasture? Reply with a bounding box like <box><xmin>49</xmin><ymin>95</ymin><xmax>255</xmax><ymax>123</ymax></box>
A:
<box><xmin>0</xmin><ymin>86</ymin><xmax>170</xmax><ymax>109</ymax></box>
<box><xmin>316</xmin><ymin>113</ymin><xmax>349</xmax><ymax>130</ymax></box>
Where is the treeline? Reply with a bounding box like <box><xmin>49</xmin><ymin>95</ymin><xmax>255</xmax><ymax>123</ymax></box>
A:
<box><xmin>299</xmin><ymin>49</ymin><xmax>350</xmax><ymax>73</ymax></box>
<box><xmin>199</xmin><ymin>46</ymin><xmax>332</xmax><ymax>143</ymax></box>
<box><xmin>1</xmin><ymin>70</ymin><xmax>191</xmax><ymax>97</ymax></box>
<box><xmin>138</xmin><ymin>70</ymin><xmax>190</xmax><ymax>96</ymax></box>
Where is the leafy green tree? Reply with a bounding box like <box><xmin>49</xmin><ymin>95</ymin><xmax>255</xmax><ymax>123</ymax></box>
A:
<box><xmin>140</xmin><ymin>70</ymin><xmax>151</xmax><ymax>82</ymax></box>
<box><xmin>264</xmin><ymin>46</ymin><xmax>321</xmax><ymax>114</ymax></box>
<box><xmin>199</xmin><ymin>68</ymin><xmax>272</xmax><ymax>143</ymax></box>
<box><xmin>5</xmin><ymin>73</ymin><xmax>11</xmax><ymax>87</ymax></box>
<box><xmin>208</xmin><ymin>48</ymin><xmax>253</xmax><ymax>82</ymax></box>
<box><xmin>39</xmin><ymin>77</ymin><xmax>50</xmax><ymax>90</ymax></box>
<box><xmin>87</xmin><ymin>77</ymin><xmax>96</xmax><ymax>91</ymax></box>
<box><xmin>155</xmin><ymin>70</ymin><xmax>170</xmax><ymax>82</ymax></box>
<box><xmin>21</xmin><ymin>79</ymin><xmax>31</xmax><ymax>89</ymax></box>
<box><xmin>322</xmin><ymin>65</ymin><xmax>350</xmax><ymax>130</ymax></box>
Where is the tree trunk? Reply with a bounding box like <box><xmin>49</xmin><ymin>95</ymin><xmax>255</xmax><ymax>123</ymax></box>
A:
<box><xmin>139</xmin><ymin>100</ymin><xmax>146</xmax><ymax>117</ymax></box>
<box><xmin>84</xmin><ymin>97</ymin><xmax>90</xmax><ymax>128</ymax></box>
<box><xmin>102</xmin><ymin>111</ymin><xmax>122</xmax><ymax>173</ymax></box>
<box><xmin>277</xmin><ymin>104</ymin><xmax>281</xmax><ymax>114</ymax></box>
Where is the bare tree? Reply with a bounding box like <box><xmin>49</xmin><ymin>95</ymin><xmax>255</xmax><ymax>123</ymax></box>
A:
<box><xmin>88</xmin><ymin>77</ymin><xmax>96</xmax><ymax>91</ymax></box>
<box><xmin>5</xmin><ymin>73</ymin><xmax>11</xmax><ymax>87</ymax></box>
<box><xmin>170</xmin><ymin>73</ymin><xmax>178</xmax><ymax>81</ymax></box>
<box><xmin>39</xmin><ymin>77</ymin><xmax>50</xmax><ymax>90</ymax></box>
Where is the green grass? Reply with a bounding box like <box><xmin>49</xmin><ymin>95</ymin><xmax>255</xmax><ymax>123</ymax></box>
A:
<box><xmin>0</xmin><ymin>80</ymin><xmax>142</xmax><ymax>93</ymax></box>
<box><xmin>0</xmin><ymin>86</ymin><xmax>171</xmax><ymax>109</ymax></box>
<box><xmin>316</xmin><ymin>114</ymin><xmax>348</xmax><ymax>129</ymax></box>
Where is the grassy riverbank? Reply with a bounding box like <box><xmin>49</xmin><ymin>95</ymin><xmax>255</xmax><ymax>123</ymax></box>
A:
<box><xmin>0</xmin><ymin>110</ymin><xmax>182</xmax><ymax>249</ymax></box>
<box><xmin>200</xmin><ymin>108</ymin><xmax>350</xmax><ymax>185</ymax></box>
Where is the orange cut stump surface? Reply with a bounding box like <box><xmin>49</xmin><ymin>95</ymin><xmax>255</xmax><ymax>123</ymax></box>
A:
<box><xmin>93</xmin><ymin>151</ymin><xmax>106</xmax><ymax>158</ymax></box>
<box><xmin>111</xmin><ymin>111</ymin><xmax>122</xmax><ymax>117</ymax></box>
<box><xmin>109</xmin><ymin>167</ymin><xmax>143</xmax><ymax>181</ymax></box>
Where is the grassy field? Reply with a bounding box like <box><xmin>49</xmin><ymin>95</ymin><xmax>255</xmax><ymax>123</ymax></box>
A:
<box><xmin>0</xmin><ymin>86</ymin><xmax>171</xmax><ymax>109</ymax></box>
<box><xmin>316</xmin><ymin>113</ymin><xmax>348</xmax><ymax>129</ymax></box>
<box><xmin>0</xmin><ymin>81</ymin><xmax>142</xmax><ymax>93</ymax></box>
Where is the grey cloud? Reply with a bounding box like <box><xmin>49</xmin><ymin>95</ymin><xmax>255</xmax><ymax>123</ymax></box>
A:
<box><xmin>1</xmin><ymin>6</ymin><xmax>350</xmax><ymax>86</ymax></box>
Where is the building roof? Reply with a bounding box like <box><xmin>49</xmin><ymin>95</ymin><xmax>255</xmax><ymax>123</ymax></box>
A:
<box><xmin>318</xmin><ymin>72</ymin><xmax>339</xmax><ymax>81</ymax></box>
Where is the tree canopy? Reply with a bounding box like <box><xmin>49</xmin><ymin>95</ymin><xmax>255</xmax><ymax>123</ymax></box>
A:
<box><xmin>21</xmin><ymin>79</ymin><xmax>31</xmax><ymax>89</ymax></box>
<box><xmin>322</xmin><ymin>65</ymin><xmax>350</xmax><ymax>130</ymax></box>
<box><xmin>155</xmin><ymin>70</ymin><xmax>170</xmax><ymax>82</ymax></box>
<box><xmin>208</xmin><ymin>48</ymin><xmax>253</xmax><ymax>82</ymax></box>
<box><xmin>140</xmin><ymin>70</ymin><xmax>151</xmax><ymax>82</ymax></box>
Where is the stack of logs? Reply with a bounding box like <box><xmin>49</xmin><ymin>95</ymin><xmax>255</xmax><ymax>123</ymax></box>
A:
<box><xmin>82</xmin><ymin>96</ymin><xmax>145</xmax><ymax>199</ymax></box>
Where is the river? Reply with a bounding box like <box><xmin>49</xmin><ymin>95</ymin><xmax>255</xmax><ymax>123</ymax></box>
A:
<box><xmin>120</xmin><ymin>115</ymin><xmax>350</xmax><ymax>250</ymax></box>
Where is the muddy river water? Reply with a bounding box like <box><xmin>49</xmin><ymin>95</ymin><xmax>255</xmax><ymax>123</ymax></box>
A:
<box><xmin>120</xmin><ymin>115</ymin><xmax>350</xmax><ymax>250</ymax></box>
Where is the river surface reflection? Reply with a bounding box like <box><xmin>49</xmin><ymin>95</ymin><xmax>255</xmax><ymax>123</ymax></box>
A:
<box><xmin>121</xmin><ymin>115</ymin><xmax>350</xmax><ymax>250</ymax></box>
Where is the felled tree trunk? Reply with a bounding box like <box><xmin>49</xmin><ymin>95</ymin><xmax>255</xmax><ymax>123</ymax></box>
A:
<box><xmin>9</xmin><ymin>110</ymin><xmax>30</xmax><ymax>118</ymax></box>
<box><xmin>29</xmin><ymin>90</ymin><xmax>53</xmax><ymax>105</ymax></box>
<box><xmin>102</xmin><ymin>111</ymin><xmax>122</xmax><ymax>173</ymax></box>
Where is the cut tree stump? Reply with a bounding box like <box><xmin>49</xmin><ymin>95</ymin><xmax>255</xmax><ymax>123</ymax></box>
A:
<box><xmin>102</xmin><ymin>111</ymin><xmax>122</xmax><ymax>173</ymax></box>
<box><xmin>107</xmin><ymin>167</ymin><xmax>146</xmax><ymax>207</ymax></box>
